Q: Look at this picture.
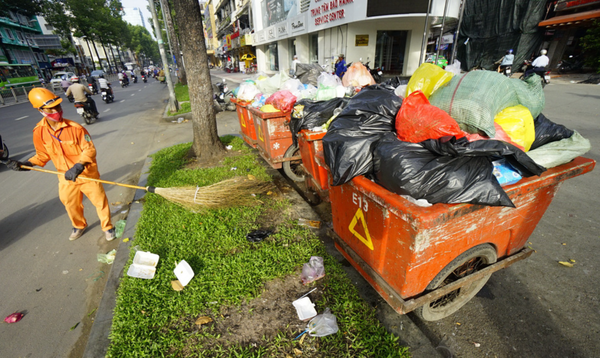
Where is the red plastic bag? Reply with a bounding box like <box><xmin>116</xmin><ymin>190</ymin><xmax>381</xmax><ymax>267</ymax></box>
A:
<box><xmin>395</xmin><ymin>90</ymin><xmax>464</xmax><ymax>143</ymax></box>
<box><xmin>265</xmin><ymin>90</ymin><xmax>297</xmax><ymax>113</ymax></box>
<box><xmin>465</xmin><ymin>123</ymin><xmax>526</xmax><ymax>151</ymax></box>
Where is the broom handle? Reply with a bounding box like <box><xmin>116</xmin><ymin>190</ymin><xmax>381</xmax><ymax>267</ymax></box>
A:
<box><xmin>21</xmin><ymin>165</ymin><xmax>148</xmax><ymax>191</ymax></box>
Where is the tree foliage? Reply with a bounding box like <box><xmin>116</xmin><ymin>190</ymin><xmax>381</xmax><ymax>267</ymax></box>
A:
<box><xmin>123</xmin><ymin>24</ymin><xmax>160</xmax><ymax>65</ymax></box>
<box><xmin>581</xmin><ymin>21</ymin><xmax>600</xmax><ymax>73</ymax></box>
<box><xmin>0</xmin><ymin>0</ymin><xmax>46</xmax><ymax>17</ymax></box>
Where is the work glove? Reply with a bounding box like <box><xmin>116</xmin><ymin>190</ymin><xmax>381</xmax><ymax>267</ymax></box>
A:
<box><xmin>5</xmin><ymin>159</ymin><xmax>32</xmax><ymax>171</ymax></box>
<box><xmin>64</xmin><ymin>163</ymin><xmax>85</xmax><ymax>182</ymax></box>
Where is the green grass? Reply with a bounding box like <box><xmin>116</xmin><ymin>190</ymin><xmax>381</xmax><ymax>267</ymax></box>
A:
<box><xmin>167</xmin><ymin>102</ymin><xmax>191</xmax><ymax>117</ymax></box>
<box><xmin>106</xmin><ymin>136</ymin><xmax>410</xmax><ymax>358</ymax></box>
<box><xmin>174</xmin><ymin>83</ymin><xmax>190</xmax><ymax>102</ymax></box>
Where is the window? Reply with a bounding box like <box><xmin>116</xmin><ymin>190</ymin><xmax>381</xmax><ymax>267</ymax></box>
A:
<box><xmin>289</xmin><ymin>38</ymin><xmax>296</xmax><ymax>63</ymax></box>
<box><xmin>266</xmin><ymin>43</ymin><xmax>279</xmax><ymax>71</ymax></box>
<box><xmin>309</xmin><ymin>34</ymin><xmax>318</xmax><ymax>64</ymax></box>
<box><xmin>3</xmin><ymin>28</ymin><xmax>14</xmax><ymax>40</ymax></box>
<box><xmin>16</xmin><ymin>31</ymin><xmax>25</xmax><ymax>42</ymax></box>
<box><xmin>375</xmin><ymin>31</ymin><xmax>407</xmax><ymax>75</ymax></box>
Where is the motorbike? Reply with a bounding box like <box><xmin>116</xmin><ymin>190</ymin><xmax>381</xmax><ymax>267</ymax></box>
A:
<box><xmin>120</xmin><ymin>77</ymin><xmax>129</xmax><ymax>88</ymax></box>
<box><xmin>0</xmin><ymin>133</ymin><xmax>9</xmax><ymax>162</ymax></box>
<box><xmin>101</xmin><ymin>86</ymin><xmax>114</xmax><ymax>103</ymax></box>
<box><xmin>88</xmin><ymin>82</ymin><xmax>98</xmax><ymax>94</ymax></box>
<box><xmin>142</xmin><ymin>74</ymin><xmax>147</xmax><ymax>83</ymax></box>
<box><xmin>364</xmin><ymin>61</ymin><xmax>382</xmax><ymax>83</ymax></box>
<box><xmin>212</xmin><ymin>79</ymin><xmax>235</xmax><ymax>112</ymax></box>
<box><xmin>132</xmin><ymin>75</ymin><xmax>138</xmax><ymax>83</ymax></box>
<box><xmin>557</xmin><ymin>54</ymin><xmax>585</xmax><ymax>74</ymax></box>
<box><xmin>520</xmin><ymin>61</ymin><xmax>550</xmax><ymax>88</ymax></box>
<box><xmin>72</xmin><ymin>94</ymin><xmax>98</xmax><ymax>125</ymax></box>
<box><xmin>501</xmin><ymin>65</ymin><xmax>512</xmax><ymax>78</ymax></box>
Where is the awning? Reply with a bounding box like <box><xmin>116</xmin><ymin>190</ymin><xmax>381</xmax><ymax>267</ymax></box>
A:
<box><xmin>538</xmin><ymin>9</ymin><xmax>600</xmax><ymax>27</ymax></box>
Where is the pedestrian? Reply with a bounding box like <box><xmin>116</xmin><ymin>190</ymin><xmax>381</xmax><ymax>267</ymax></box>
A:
<box><xmin>290</xmin><ymin>55</ymin><xmax>300</xmax><ymax>77</ymax></box>
<box><xmin>335</xmin><ymin>54</ymin><xmax>347</xmax><ymax>78</ymax></box>
<box><xmin>5</xmin><ymin>88</ymin><xmax>116</xmax><ymax>241</ymax></box>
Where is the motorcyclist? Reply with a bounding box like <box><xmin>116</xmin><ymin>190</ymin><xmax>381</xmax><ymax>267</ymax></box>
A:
<box><xmin>87</xmin><ymin>75</ymin><xmax>99</xmax><ymax>93</ymax></box>
<box><xmin>524</xmin><ymin>49</ymin><xmax>549</xmax><ymax>78</ymax></box>
<box><xmin>118</xmin><ymin>71</ymin><xmax>129</xmax><ymax>85</ymax></box>
<box><xmin>65</xmin><ymin>77</ymin><xmax>99</xmax><ymax>118</ymax></box>
<box><xmin>496</xmin><ymin>49</ymin><xmax>514</xmax><ymax>73</ymax></box>
<box><xmin>60</xmin><ymin>76</ymin><xmax>72</xmax><ymax>93</ymax></box>
<box><xmin>97</xmin><ymin>74</ymin><xmax>113</xmax><ymax>97</ymax></box>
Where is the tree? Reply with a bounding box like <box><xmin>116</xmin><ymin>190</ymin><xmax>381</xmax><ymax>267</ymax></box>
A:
<box><xmin>159</xmin><ymin>0</ymin><xmax>186</xmax><ymax>85</ymax></box>
<box><xmin>172</xmin><ymin>0</ymin><xmax>225</xmax><ymax>161</ymax></box>
<box><xmin>581</xmin><ymin>21</ymin><xmax>600</xmax><ymax>73</ymax></box>
<box><xmin>123</xmin><ymin>24</ymin><xmax>160</xmax><ymax>65</ymax></box>
<box><xmin>0</xmin><ymin>0</ymin><xmax>46</xmax><ymax>17</ymax></box>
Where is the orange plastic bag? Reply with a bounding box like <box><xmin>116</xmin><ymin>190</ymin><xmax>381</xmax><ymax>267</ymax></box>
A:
<box><xmin>341</xmin><ymin>62</ymin><xmax>375</xmax><ymax>87</ymax></box>
<box><xmin>395</xmin><ymin>90</ymin><xmax>464</xmax><ymax>143</ymax></box>
<box><xmin>265</xmin><ymin>90</ymin><xmax>297</xmax><ymax>113</ymax></box>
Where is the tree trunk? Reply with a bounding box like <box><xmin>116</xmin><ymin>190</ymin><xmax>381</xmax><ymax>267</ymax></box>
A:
<box><xmin>172</xmin><ymin>0</ymin><xmax>225</xmax><ymax>160</ymax></box>
<box><xmin>91</xmin><ymin>39</ymin><xmax>102</xmax><ymax>70</ymax></box>
<box><xmin>101</xmin><ymin>41</ymin><xmax>113</xmax><ymax>74</ymax></box>
<box><xmin>160</xmin><ymin>0</ymin><xmax>187</xmax><ymax>85</ymax></box>
<box><xmin>85</xmin><ymin>38</ymin><xmax>96</xmax><ymax>70</ymax></box>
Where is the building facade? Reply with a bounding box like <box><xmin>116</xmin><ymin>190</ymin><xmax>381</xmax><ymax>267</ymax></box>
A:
<box><xmin>0</xmin><ymin>12</ymin><xmax>49</xmax><ymax>76</ymax></box>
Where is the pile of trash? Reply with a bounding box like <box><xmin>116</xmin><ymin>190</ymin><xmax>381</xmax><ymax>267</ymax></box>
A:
<box><xmin>234</xmin><ymin>61</ymin><xmax>590</xmax><ymax>207</ymax></box>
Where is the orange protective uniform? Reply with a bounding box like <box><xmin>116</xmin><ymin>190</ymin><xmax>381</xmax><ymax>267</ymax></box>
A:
<box><xmin>27</xmin><ymin>118</ymin><xmax>113</xmax><ymax>231</ymax></box>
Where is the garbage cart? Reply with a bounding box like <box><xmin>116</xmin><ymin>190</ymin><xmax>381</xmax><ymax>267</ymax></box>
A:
<box><xmin>231</xmin><ymin>98</ymin><xmax>257</xmax><ymax>148</ymax></box>
<box><xmin>297</xmin><ymin>129</ymin><xmax>329</xmax><ymax>200</ymax></box>
<box><xmin>248</xmin><ymin>106</ymin><xmax>302</xmax><ymax>179</ymax></box>
<box><xmin>327</xmin><ymin>157</ymin><xmax>595</xmax><ymax>321</ymax></box>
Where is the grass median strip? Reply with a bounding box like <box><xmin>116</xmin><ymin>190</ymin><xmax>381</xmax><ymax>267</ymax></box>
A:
<box><xmin>106</xmin><ymin>136</ymin><xmax>409</xmax><ymax>357</ymax></box>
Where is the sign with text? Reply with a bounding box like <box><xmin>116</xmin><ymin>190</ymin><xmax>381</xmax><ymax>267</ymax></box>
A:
<box><xmin>308</xmin><ymin>0</ymin><xmax>367</xmax><ymax>32</ymax></box>
<box><xmin>355</xmin><ymin>34</ymin><xmax>368</xmax><ymax>46</ymax></box>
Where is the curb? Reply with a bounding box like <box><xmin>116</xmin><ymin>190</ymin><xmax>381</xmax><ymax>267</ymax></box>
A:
<box><xmin>82</xmin><ymin>157</ymin><xmax>152</xmax><ymax>358</ymax></box>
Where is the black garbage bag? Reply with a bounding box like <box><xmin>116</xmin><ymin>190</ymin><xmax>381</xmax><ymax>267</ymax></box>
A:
<box><xmin>529</xmin><ymin>113</ymin><xmax>575</xmax><ymax>151</ymax></box>
<box><xmin>381</xmin><ymin>77</ymin><xmax>409</xmax><ymax>88</ymax></box>
<box><xmin>373</xmin><ymin>133</ymin><xmax>546</xmax><ymax>207</ymax></box>
<box><xmin>295</xmin><ymin>63</ymin><xmax>325</xmax><ymax>87</ymax></box>
<box><xmin>289</xmin><ymin>97</ymin><xmax>349</xmax><ymax>146</ymax></box>
<box><xmin>323</xmin><ymin>86</ymin><xmax>402</xmax><ymax>186</ymax></box>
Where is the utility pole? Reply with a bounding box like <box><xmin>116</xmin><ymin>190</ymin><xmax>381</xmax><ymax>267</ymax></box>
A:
<box><xmin>148</xmin><ymin>0</ymin><xmax>178</xmax><ymax>112</ymax></box>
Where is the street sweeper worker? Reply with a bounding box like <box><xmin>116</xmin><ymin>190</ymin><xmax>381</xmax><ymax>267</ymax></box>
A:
<box><xmin>5</xmin><ymin>88</ymin><xmax>116</xmax><ymax>241</ymax></box>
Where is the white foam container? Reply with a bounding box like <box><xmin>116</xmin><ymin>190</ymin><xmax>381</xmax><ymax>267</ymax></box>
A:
<box><xmin>127</xmin><ymin>251</ymin><xmax>160</xmax><ymax>279</ymax></box>
<box><xmin>174</xmin><ymin>260</ymin><xmax>194</xmax><ymax>286</ymax></box>
<box><xmin>292</xmin><ymin>297</ymin><xmax>317</xmax><ymax>321</ymax></box>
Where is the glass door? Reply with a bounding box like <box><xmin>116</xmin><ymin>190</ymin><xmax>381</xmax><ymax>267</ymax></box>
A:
<box><xmin>375</xmin><ymin>31</ymin><xmax>407</xmax><ymax>75</ymax></box>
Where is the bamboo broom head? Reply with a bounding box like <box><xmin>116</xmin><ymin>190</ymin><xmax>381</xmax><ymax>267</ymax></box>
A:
<box><xmin>151</xmin><ymin>176</ymin><xmax>275</xmax><ymax>212</ymax></box>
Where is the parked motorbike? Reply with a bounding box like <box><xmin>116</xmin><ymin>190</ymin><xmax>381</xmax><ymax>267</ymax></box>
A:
<box><xmin>557</xmin><ymin>54</ymin><xmax>585</xmax><ymax>74</ymax></box>
<box><xmin>101</xmin><ymin>86</ymin><xmax>114</xmax><ymax>103</ymax></box>
<box><xmin>212</xmin><ymin>79</ymin><xmax>235</xmax><ymax>112</ymax></box>
<box><xmin>0</xmin><ymin>133</ymin><xmax>9</xmax><ymax>162</ymax></box>
<box><xmin>72</xmin><ymin>94</ymin><xmax>98</xmax><ymax>125</ymax></box>
<box><xmin>364</xmin><ymin>61</ymin><xmax>382</xmax><ymax>83</ymax></box>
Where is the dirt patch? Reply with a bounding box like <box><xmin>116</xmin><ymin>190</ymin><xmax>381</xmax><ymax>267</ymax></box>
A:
<box><xmin>180</xmin><ymin>273</ymin><xmax>326</xmax><ymax>356</ymax></box>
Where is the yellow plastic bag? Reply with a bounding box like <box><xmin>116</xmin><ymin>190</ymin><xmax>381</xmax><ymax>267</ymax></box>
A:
<box><xmin>406</xmin><ymin>63</ymin><xmax>453</xmax><ymax>98</ymax></box>
<box><xmin>260</xmin><ymin>104</ymin><xmax>281</xmax><ymax>113</ymax></box>
<box><xmin>494</xmin><ymin>105</ymin><xmax>535</xmax><ymax>152</ymax></box>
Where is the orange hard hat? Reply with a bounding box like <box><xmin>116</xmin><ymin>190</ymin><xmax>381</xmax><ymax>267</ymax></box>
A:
<box><xmin>28</xmin><ymin>88</ymin><xmax>63</xmax><ymax>109</ymax></box>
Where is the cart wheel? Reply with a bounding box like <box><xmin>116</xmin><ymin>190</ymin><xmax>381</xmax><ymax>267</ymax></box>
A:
<box><xmin>282</xmin><ymin>144</ymin><xmax>305</xmax><ymax>182</ymax></box>
<box><xmin>416</xmin><ymin>244</ymin><xmax>497</xmax><ymax>321</ymax></box>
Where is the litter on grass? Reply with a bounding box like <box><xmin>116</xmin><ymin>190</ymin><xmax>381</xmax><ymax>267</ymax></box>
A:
<box><xmin>301</xmin><ymin>256</ymin><xmax>325</xmax><ymax>284</ymax></box>
<box><xmin>292</xmin><ymin>297</ymin><xmax>317</xmax><ymax>321</ymax></box>
<box><xmin>127</xmin><ymin>251</ymin><xmax>159</xmax><ymax>279</ymax></box>
<box><xmin>246</xmin><ymin>229</ymin><xmax>271</xmax><ymax>242</ymax></box>
<box><xmin>298</xmin><ymin>218</ymin><xmax>321</xmax><ymax>229</ymax></box>
<box><xmin>174</xmin><ymin>260</ymin><xmax>194</xmax><ymax>286</ymax></box>
<box><xmin>306</xmin><ymin>308</ymin><xmax>339</xmax><ymax>337</ymax></box>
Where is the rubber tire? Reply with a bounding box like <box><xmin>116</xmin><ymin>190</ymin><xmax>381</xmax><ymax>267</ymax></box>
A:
<box><xmin>415</xmin><ymin>244</ymin><xmax>497</xmax><ymax>321</ymax></box>
<box><xmin>282</xmin><ymin>144</ymin><xmax>305</xmax><ymax>182</ymax></box>
<box><xmin>84</xmin><ymin>113</ymin><xmax>93</xmax><ymax>125</ymax></box>
<box><xmin>1</xmin><ymin>143</ymin><xmax>9</xmax><ymax>160</ymax></box>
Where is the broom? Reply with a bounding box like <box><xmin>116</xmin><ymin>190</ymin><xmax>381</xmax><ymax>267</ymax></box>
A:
<box><xmin>20</xmin><ymin>165</ymin><xmax>274</xmax><ymax>212</ymax></box>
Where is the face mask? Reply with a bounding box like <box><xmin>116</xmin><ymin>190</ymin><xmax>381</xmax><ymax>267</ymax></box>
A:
<box><xmin>42</xmin><ymin>109</ymin><xmax>63</xmax><ymax>122</ymax></box>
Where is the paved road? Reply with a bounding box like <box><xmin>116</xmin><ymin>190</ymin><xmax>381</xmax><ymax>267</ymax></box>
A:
<box><xmin>0</xmin><ymin>76</ymin><xmax>243</xmax><ymax>358</ymax></box>
<box><xmin>409</xmin><ymin>80</ymin><xmax>600</xmax><ymax>357</ymax></box>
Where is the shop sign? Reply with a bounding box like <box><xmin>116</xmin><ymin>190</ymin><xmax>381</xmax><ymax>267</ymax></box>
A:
<box><xmin>440</xmin><ymin>34</ymin><xmax>454</xmax><ymax>44</ymax></box>
<box><xmin>308</xmin><ymin>0</ymin><xmax>366</xmax><ymax>32</ymax></box>
<box><xmin>290</xmin><ymin>13</ymin><xmax>307</xmax><ymax>34</ymax></box>
<box><xmin>355</xmin><ymin>34</ymin><xmax>368</xmax><ymax>46</ymax></box>
<box><xmin>267</xmin><ymin>26</ymin><xmax>276</xmax><ymax>40</ymax></box>
<box><xmin>277</xmin><ymin>22</ymin><xmax>289</xmax><ymax>37</ymax></box>
<box><xmin>231</xmin><ymin>31</ymin><xmax>240</xmax><ymax>39</ymax></box>
<box><xmin>226</xmin><ymin>34</ymin><xmax>232</xmax><ymax>49</ymax></box>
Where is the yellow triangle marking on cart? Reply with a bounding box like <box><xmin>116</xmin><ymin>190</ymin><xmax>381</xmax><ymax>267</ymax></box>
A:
<box><xmin>348</xmin><ymin>208</ymin><xmax>374</xmax><ymax>250</ymax></box>
<box><xmin>257</xmin><ymin>125</ymin><xmax>264</xmax><ymax>142</ymax></box>
<box><xmin>240</xmin><ymin>112</ymin><xmax>246</xmax><ymax>128</ymax></box>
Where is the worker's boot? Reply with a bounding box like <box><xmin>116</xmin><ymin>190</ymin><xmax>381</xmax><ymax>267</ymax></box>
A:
<box><xmin>69</xmin><ymin>227</ymin><xmax>86</xmax><ymax>241</ymax></box>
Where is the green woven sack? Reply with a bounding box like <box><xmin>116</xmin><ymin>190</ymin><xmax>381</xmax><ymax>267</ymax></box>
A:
<box><xmin>429</xmin><ymin>71</ymin><xmax>544</xmax><ymax>137</ymax></box>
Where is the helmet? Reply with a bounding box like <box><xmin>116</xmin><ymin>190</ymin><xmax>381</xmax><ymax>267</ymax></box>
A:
<box><xmin>71</xmin><ymin>76</ymin><xmax>79</xmax><ymax>83</ymax></box>
<box><xmin>508</xmin><ymin>49</ymin><xmax>513</xmax><ymax>54</ymax></box>
<box><xmin>28</xmin><ymin>88</ymin><xmax>63</xmax><ymax>109</ymax></box>
<box><xmin>540</xmin><ymin>49</ymin><xmax>547</xmax><ymax>55</ymax></box>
